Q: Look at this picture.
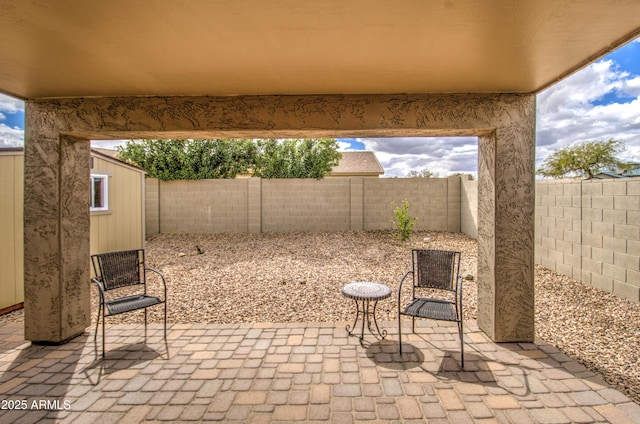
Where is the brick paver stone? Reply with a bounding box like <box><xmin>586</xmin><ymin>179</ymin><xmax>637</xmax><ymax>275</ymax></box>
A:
<box><xmin>569</xmin><ymin>391</ymin><xmax>608</xmax><ymax>406</ymax></box>
<box><xmin>528</xmin><ymin>407</ymin><xmax>572</xmax><ymax>424</ymax></box>
<box><xmin>180</xmin><ymin>405</ymin><xmax>207</xmax><ymax>421</ymax></box>
<box><xmin>308</xmin><ymin>405</ymin><xmax>331</xmax><ymax>420</ymax></box>
<box><xmin>377</xmin><ymin>403</ymin><xmax>400</xmax><ymax>420</ymax></box>
<box><xmin>333</xmin><ymin>384</ymin><xmax>362</xmax><ymax>397</ymax></box>
<box><xmin>438</xmin><ymin>389</ymin><xmax>465</xmax><ymax>410</ymax></box>
<box><xmin>235</xmin><ymin>391</ymin><xmax>268</xmax><ymax>405</ymax></box>
<box><xmin>118</xmin><ymin>405</ymin><xmax>152</xmax><ymax>424</ymax></box>
<box><xmin>118</xmin><ymin>392</ymin><xmax>154</xmax><ymax>406</ymax></box>
<box><xmin>594</xmin><ymin>404</ymin><xmax>638</xmax><ymax>424</ymax></box>
<box><xmin>157</xmin><ymin>405</ymin><xmax>184</xmax><ymax>421</ymax></box>
<box><xmin>382</xmin><ymin>378</ymin><xmax>403</xmax><ymax>396</ymax></box>
<box><xmin>397</xmin><ymin>397</ymin><xmax>423</xmax><ymax>419</ymax></box>
<box><xmin>484</xmin><ymin>395</ymin><xmax>521</xmax><ymax>410</ymax></box>
<box><xmin>272</xmin><ymin>405</ymin><xmax>308</xmax><ymax>421</ymax></box>
<box><xmin>354</xmin><ymin>397</ymin><xmax>375</xmax><ymax>412</ymax></box>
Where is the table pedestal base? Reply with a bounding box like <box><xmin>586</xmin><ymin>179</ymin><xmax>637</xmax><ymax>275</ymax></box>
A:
<box><xmin>345</xmin><ymin>299</ymin><xmax>387</xmax><ymax>345</ymax></box>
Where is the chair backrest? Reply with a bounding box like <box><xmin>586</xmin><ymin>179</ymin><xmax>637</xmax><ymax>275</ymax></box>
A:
<box><xmin>413</xmin><ymin>249</ymin><xmax>461</xmax><ymax>291</ymax></box>
<box><xmin>91</xmin><ymin>249</ymin><xmax>145</xmax><ymax>291</ymax></box>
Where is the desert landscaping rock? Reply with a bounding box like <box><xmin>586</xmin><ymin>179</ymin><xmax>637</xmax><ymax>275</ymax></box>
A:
<box><xmin>1</xmin><ymin>230</ymin><xmax>638</xmax><ymax>404</ymax></box>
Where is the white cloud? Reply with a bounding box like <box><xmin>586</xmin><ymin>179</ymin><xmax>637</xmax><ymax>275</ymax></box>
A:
<box><xmin>337</xmin><ymin>140</ymin><xmax>357</xmax><ymax>151</ymax></box>
<box><xmin>0</xmin><ymin>93</ymin><xmax>24</xmax><ymax>113</ymax></box>
<box><xmin>538</xmin><ymin>61</ymin><xmax>624</xmax><ymax>115</ymax></box>
<box><xmin>356</xmin><ymin>137</ymin><xmax>478</xmax><ymax>177</ymax></box>
<box><xmin>0</xmin><ymin>94</ymin><xmax>25</xmax><ymax>147</ymax></box>
<box><xmin>91</xmin><ymin>139</ymin><xmax>128</xmax><ymax>150</ymax></box>
<box><xmin>537</xmin><ymin>59</ymin><xmax>640</xmax><ymax>165</ymax></box>
<box><xmin>0</xmin><ymin>124</ymin><xmax>24</xmax><ymax>147</ymax></box>
<box><xmin>622</xmin><ymin>76</ymin><xmax>640</xmax><ymax>97</ymax></box>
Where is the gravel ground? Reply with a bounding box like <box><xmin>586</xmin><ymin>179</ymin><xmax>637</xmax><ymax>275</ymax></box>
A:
<box><xmin>1</xmin><ymin>230</ymin><xmax>638</xmax><ymax>403</ymax></box>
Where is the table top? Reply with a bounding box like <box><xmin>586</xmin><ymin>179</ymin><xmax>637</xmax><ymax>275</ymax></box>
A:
<box><xmin>341</xmin><ymin>281</ymin><xmax>392</xmax><ymax>301</ymax></box>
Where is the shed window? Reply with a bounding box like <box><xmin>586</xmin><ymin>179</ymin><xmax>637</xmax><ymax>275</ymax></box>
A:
<box><xmin>90</xmin><ymin>174</ymin><xmax>109</xmax><ymax>211</ymax></box>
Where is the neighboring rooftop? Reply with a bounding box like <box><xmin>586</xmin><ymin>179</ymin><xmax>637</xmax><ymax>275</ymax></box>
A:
<box><xmin>330</xmin><ymin>151</ymin><xmax>384</xmax><ymax>177</ymax></box>
<box><xmin>91</xmin><ymin>147</ymin><xmax>119</xmax><ymax>160</ymax></box>
<box><xmin>595</xmin><ymin>163</ymin><xmax>640</xmax><ymax>179</ymax></box>
<box><xmin>0</xmin><ymin>146</ymin><xmax>144</xmax><ymax>172</ymax></box>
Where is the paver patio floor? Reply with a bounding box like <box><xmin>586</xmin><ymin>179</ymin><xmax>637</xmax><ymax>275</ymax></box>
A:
<box><xmin>1</xmin><ymin>320</ymin><xmax>639</xmax><ymax>423</ymax></box>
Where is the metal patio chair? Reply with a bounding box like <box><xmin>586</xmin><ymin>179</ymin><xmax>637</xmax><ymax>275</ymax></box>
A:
<box><xmin>397</xmin><ymin>249</ymin><xmax>465</xmax><ymax>367</ymax></box>
<box><xmin>91</xmin><ymin>249</ymin><xmax>167</xmax><ymax>358</ymax></box>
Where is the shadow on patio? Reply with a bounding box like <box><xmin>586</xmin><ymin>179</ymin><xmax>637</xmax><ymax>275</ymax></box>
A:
<box><xmin>1</xmin><ymin>320</ymin><xmax>639</xmax><ymax>423</ymax></box>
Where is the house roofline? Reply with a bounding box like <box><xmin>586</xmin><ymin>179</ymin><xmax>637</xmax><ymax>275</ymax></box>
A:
<box><xmin>0</xmin><ymin>146</ymin><xmax>146</xmax><ymax>174</ymax></box>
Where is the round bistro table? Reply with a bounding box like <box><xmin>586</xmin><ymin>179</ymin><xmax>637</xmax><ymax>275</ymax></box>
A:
<box><xmin>341</xmin><ymin>281</ymin><xmax>392</xmax><ymax>345</ymax></box>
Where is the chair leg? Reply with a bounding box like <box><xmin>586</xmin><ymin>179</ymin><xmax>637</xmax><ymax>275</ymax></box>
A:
<box><xmin>398</xmin><ymin>318</ymin><xmax>402</xmax><ymax>354</ymax></box>
<box><xmin>94</xmin><ymin>303</ymin><xmax>101</xmax><ymax>344</ymax></box>
<box><xmin>163</xmin><ymin>302</ymin><xmax>167</xmax><ymax>340</ymax></box>
<box><xmin>94</xmin><ymin>304</ymin><xmax>104</xmax><ymax>358</ymax></box>
<box><xmin>144</xmin><ymin>307</ymin><xmax>148</xmax><ymax>341</ymax></box>
<box><xmin>163</xmin><ymin>301</ymin><xmax>168</xmax><ymax>357</ymax></box>
<box><xmin>101</xmin><ymin>310</ymin><xmax>106</xmax><ymax>359</ymax></box>
<box><xmin>458</xmin><ymin>320</ymin><xmax>464</xmax><ymax>368</ymax></box>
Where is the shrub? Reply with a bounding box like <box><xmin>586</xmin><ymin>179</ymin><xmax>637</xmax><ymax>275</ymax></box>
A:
<box><xmin>392</xmin><ymin>199</ymin><xmax>417</xmax><ymax>242</ymax></box>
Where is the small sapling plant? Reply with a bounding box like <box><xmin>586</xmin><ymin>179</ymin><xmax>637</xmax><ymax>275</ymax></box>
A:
<box><xmin>391</xmin><ymin>199</ymin><xmax>417</xmax><ymax>242</ymax></box>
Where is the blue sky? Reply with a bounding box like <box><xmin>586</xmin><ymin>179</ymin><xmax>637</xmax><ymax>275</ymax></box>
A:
<box><xmin>2</xmin><ymin>37</ymin><xmax>639</xmax><ymax>177</ymax></box>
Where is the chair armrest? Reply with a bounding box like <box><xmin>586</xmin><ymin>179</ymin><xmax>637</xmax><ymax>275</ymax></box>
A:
<box><xmin>397</xmin><ymin>270</ymin><xmax>413</xmax><ymax>303</ymax></box>
<box><xmin>91</xmin><ymin>277</ymin><xmax>106</xmax><ymax>302</ymax></box>
<box><xmin>144</xmin><ymin>267</ymin><xmax>167</xmax><ymax>300</ymax></box>
<box><xmin>91</xmin><ymin>277</ymin><xmax>104</xmax><ymax>290</ymax></box>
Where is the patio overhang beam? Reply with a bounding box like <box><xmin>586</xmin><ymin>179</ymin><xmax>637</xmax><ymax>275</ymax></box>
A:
<box><xmin>24</xmin><ymin>92</ymin><xmax>535</xmax><ymax>343</ymax></box>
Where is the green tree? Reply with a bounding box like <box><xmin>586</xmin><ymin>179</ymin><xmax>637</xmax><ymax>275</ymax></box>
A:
<box><xmin>537</xmin><ymin>139</ymin><xmax>626</xmax><ymax>179</ymax></box>
<box><xmin>117</xmin><ymin>139</ymin><xmax>257</xmax><ymax>180</ymax></box>
<box><xmin>449</xmin><ymin>172</ymin><xmax>473</xmax><ymax>179</ymax></box>
<box><xmin>407</xmin><ymin>168</ymin><xmax>439</xmax><ymax>178</ymax></box>
<box><xmin>254</xmin><ymin>138</ymin><xmax>342</xmax><ymax>179</ymax></box>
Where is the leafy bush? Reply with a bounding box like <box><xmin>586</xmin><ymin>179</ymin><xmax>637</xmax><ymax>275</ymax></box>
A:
<box><xmin>392</xmin><ymin>199</ymin><xmax>417</xmax><ymax>242</ymax></box>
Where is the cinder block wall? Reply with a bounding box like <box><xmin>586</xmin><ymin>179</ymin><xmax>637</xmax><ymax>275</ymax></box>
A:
<box><xmin>363</xmin><ymin>177</ymin><xmax>460</xmax><ymax>232</ymax></box>
<box><xmin>149</xmin><ymin>176</ymin><xmax>463</xmax><ymax>234</ymax></box>
<box><xmin>261</xmin><ymin>178</ymin><xmax>351</xmax><ymax>232</ymax></box>
<box><xmin>145</xmin><ymin>177</ymin><xmax>160</xmax><ymax>234</ymax></box>
<box><xmin>460</xmin><ymin>175</ymin><xmax>478</xmax><ymax>238</ymax></box>
<box><xmin>159</xmin><ymin>179</ymin><xmax>249</xmax><ymax>233</ymax></box>
<box><xmin>536</xmin><ymin>179</ymin><xmax>640</xmax><ymax>303</ymax></box>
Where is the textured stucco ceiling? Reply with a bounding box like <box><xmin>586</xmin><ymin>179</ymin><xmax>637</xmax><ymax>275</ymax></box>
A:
<box><xmin>1</xmin><ymin>0</ymin><xmax>639</xmax><ymax>99</ymax></box>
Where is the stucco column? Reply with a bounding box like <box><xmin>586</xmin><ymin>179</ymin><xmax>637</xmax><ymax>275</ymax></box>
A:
<box><xmin>477</xmin><ymin>97</ymin><xmax>536</xmax><ymax>342</ymax></box>
<box><xmin>24</xmin><ymin>106</ymin><xmax>91</xmax><ymax>343</ymax></box>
